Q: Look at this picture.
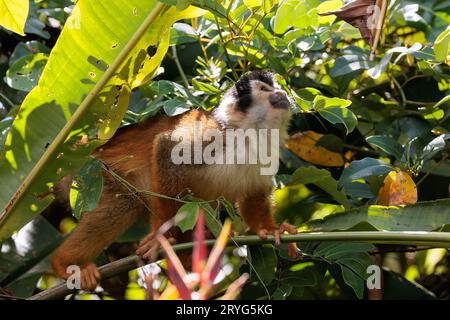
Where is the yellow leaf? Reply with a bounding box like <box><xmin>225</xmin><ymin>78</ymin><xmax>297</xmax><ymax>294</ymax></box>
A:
<box><xmin>132</xmin><ymin>6</ymin><xmax>206</xmax><ymax>88</ymax></box>
<box><xmin>0</xmin><ymin>0</ymin><xmax>29</xmax><ymax>36</ymax></box>
<box><xmin>317</xmin><ymin>0</ymin><xmax>343</xmax><ymax>25</ymax></box>
<box><xmin>285</xmin><ymin>131</ymin><xmax>344</xmax><ymax>167</ymax></box>
<box><xmin>97</xmin><ymin>85</ymin><xmax>131</xmax><ymax>140</ymax></box>
<box><xmin>377</xmin><ymin>170</ymin><xmax>417</xmax><ymax>206</ymax></box>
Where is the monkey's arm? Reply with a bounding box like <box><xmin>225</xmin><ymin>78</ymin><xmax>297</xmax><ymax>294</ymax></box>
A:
<box><xmin>237</xmin><ymin>194</ymin><xmax>298</xmax><ymax>257</ymax></box>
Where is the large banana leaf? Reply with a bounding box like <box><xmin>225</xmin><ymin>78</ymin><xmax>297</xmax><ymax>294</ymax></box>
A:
<box><xmin>0</xmin><ymin>1</ymin><xmax>204</xmax><ymax>240</ymax></box>
<box><xmin>301</xmin><ymin>199</ymin><xmax>450</xmax><ymax>232</ymax></box>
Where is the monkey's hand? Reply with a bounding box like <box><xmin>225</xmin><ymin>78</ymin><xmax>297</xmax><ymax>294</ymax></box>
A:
<box><xmin>51</xmin><ymin>253</ymin><xmax>101</xmax><ymax>291</ymax></box>
<box><xmin>79</xmin><ymin>263</ymin><xmax>101</xmax><ymax>291</ymax></box>
<box><xmin>256</xmin><ymin>221</ymin><xmax>299</xmax><ymax>258</ymax></box>
<box><xmin>136</xmin><ymin>232</ymin><xmax>176</xmax><ymax>261</ymax></box>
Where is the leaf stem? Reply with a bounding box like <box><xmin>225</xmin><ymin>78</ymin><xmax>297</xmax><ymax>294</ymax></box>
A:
<box><xmin>171</xmin><ymin>46</ymin><xmax>190</xmax><ymax>88</ymax></box>
<box><xmin>0</xmin><ymin>91</ymin><xmax>15</xmax><ymax>110</ymax></box>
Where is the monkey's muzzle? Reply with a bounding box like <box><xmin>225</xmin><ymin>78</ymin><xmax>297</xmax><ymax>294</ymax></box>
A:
<box><xmin>269</xmin><ymin>92</ymin><xmax>290</xmax><ymax>109</ymax></box>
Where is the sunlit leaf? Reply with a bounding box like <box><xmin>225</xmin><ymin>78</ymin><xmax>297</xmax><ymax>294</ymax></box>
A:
<box><xmin>0</xmin><ymin>0</ymin><xmax>29</xmax><ymax>36</ymax></box>
<box><xmin>434</xmin><ymin>27</ymin><xmax>450</xmax><ymax>62</ymax></box>
<box><xmin>317</xmin><ymin>0</ymin><xmax>343</xmax><ymax>25</ymax></box>
<box><xmin>0</xmin><ymin>1</ymin><xmax>204</xmax><ymax>240</ymax></box>
<box><xmin>318</xmin><ymin>0</ymin><xmax>377</xmax><ymax>45</ymax></box>
<box><xmin>302</xmin><ymin>199</ymin><xmax>450</xmax><ymax>232</ymax></box>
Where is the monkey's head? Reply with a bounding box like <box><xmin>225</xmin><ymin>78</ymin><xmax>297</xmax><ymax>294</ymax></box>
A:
<box><xmin>214</xmin><ymin>70</ymin><xmax>292</xmax><ymax>130</ymax></box>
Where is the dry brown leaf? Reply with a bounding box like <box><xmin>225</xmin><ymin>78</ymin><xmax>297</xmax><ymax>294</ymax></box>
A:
<box><xmin>318</xmin><ymin>0</ymin><xmax>377</xmax><ymax>46</ymax></box>
<box><xmin>285</xmin><ymin>131</ymin><xmax>344</xmax><ymax>167</ymax></box>
<box><xmin>377</xmin><ymin>169</ymin><xmax>418</xmax><ymax>206</ymax></box>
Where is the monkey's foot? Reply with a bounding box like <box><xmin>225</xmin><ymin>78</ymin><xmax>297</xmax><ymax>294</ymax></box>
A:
<box><xmin>80</xmin><ymin>263</ymin><xmax>101</xmax><ymax>291</ymax></box>
<box><xmin>256</xmin><ymin>221</ymin><xmax>299</xmax><ymax>258</ymax></box>
<box><xmin>136</xmin><ymin>233</ymin><xmax>176</xmax><ymax>261</ymax></box>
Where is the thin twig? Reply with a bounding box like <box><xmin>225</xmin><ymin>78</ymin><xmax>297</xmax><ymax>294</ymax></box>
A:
<box><xmin>0</xmin><ymin>91</ymin><xmax>15</xmax><ymax>110</ymax></box>
<box><xmin>171</xmin><ymin>46</ymin><xmax>189</xmax><ymax>88</ymax></box>
<box><xmin>214</xmin><ymin>15</ymin><xmax>238</xmax><ymax>80</ymax></box>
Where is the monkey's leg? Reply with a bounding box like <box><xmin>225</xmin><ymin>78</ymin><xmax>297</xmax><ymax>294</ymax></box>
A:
<box><xmin>237</xmin><ymin>194</ymin><xmax>298</xmax><ymax>258</ymax></box>
<box><xmin>136</xmin><ymin>196</ymin><xmax>194</xmax><ymax>267</ymax></box>
<box><xmin>51</xmin><ymin>180</ymin><xmax>143</xmax><ymax>291</ymax></box>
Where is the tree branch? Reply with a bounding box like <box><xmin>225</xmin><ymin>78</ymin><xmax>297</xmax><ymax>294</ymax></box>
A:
<box><xmin>28</xmin><ymin>231</ymin><xmax>450</xmax><ymax>300</ymax></box>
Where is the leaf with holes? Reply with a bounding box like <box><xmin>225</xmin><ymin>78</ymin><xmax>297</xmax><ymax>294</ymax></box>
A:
<box><xmin>69</xmin><ymin>159</ymin><xmax>104</xmax><ymax>220</ymax></box>
<box><xmin>0</xmin><ymin>1</ymin><xmax>205</xmax><ymax>240</ymax></box>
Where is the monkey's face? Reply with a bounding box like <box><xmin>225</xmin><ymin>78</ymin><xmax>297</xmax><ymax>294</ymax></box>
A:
<box><xmin>215</xmin><ymin>71</ymin><xmax>291</xmax><ymax>129</ymax></box>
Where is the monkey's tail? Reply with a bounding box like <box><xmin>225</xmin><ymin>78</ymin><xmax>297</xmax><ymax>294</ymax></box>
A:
<box><xmin>51</xmin><ymin>195</ymin><xmax>143</xmax><ymax>278</ymax></box>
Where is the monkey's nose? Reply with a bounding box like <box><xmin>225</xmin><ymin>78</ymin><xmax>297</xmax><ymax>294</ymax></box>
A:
<box><xmin>269</xmin><ymin>91</ymin><xmax>289</xmax><ymax>109</ymax></box>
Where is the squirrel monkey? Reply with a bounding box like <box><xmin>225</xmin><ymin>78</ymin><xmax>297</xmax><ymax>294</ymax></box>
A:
<box><xmin>51</xmin><ymin>70</ymin><xmax>298</xmax><ymax>290</ymax></box>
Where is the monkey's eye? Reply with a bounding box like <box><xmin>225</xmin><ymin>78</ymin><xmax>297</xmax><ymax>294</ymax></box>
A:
<box><xmin>260</xmin><ymin>85</ymin><xmax>272</xmax><ymax>92</ymax></box>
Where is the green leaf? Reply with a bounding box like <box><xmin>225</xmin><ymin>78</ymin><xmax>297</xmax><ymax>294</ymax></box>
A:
<box><xmin>366</xmin><ymin>135</ymin><xmax>404</xmax><ymax>159</ymax></box>
<box><xmin>301</xmin><ymin>199</ymin><xmax>450</xmax><ymax>232</ymax></box>
<box><xmin>201</xmin><ymin>202</ymin><xmax>221</xmax><ymax>237</ymax></box>
<box><xmin>9</xmin><ymin>41</ymin><xmax>50</xmax><ymax>66</ymax></box>
<box><xmin>249</xmin><ymin>244</ymin><xmax>277</xmax><ymax>285</ymax></box>
<box><xmin>273</xmin><ymin>0</ymin><xmax>320</xmax><ymax>34</ymax></box>
<box><xmin>339</xmin><ymin>157</ymin><xmax>393</xmax><ymax>188</ymax></box>
<box><xmin>330</xmin><ymin>55</ymin><xmax>371</xmax><ymax>78</ymax></box>
<box><xmin>313</xmin><ymin>95</ymin><xmax>352</xmax><ymax>110</ymax></box>
<box><xmin>176</xmin><ymin>0</ymin><xmax>190</xmax><ymax>11</ymax></box>
<box><xmin>175</xmin><ymin>202</ymin><xmax>200</xmax><ymax>232</ymax></box>
<box><xmin>340</xmin><ymin>265</ymin><xmax>365</xmax><ymax>298</ymax></box>
<box><xmin>69</xmin><ymin>159</ymin><xmax>104</xmax><ymax>220</ymax></box>
<box><xmin>317</xmin><ymin>0</ymin><xmax>343</xmax><ymax>25</ymax></box>
<box><xmin>312</xmin><ymin>95</ymin><xmax>356</xmax><ymax>134</ymax></box>
<box><xmin>4</xmin><ymin>53</ymin><xmax>48</xmax><ymax>92</ymax></box>
<box><xmin>300</xmin><ymin>241</ymin><xmax>374</xmax><ymax>298</ymax></box>
<box><xmin>318</xmin><ymin>107</ymin><xmax>357</xmax><ymax>134</ymax></box>
<box><xmin>292</xmin><ymin>166</ymin><xmax>350</xmax><ymax>209</ymax></box>
<box><xmin>272</xmin><ymin>282</ymin><xmax>293</xmax><ymax>300</ymax></box>
<box><xmin>164</xmin><ymin>97</ymin><xmax>190</xmax><ymax>116</ymax></box>
<box><xmin>0</xmin><ymin>0</ymin><xmax>29</xmax><ymax>36</ymax></box>
<box><xmin>434</xmin><ymin>27</ymin><xmax>450</xmax><ymax>62</ymax></box>
<box><xmin>0</xmin><ymin>1</ymin><xmax>204</xmax><ymax>240</ymax></box>
<box><xmin>192</xmin><ymin>78</ymin><xmax>221</xmax><ymax>94</ymax></box>
<box><xmin>280</xmin><ymin>267</ymin><xmax>318</xmax><ymax>287</ymax></box>
<box><xmin>170</xmin><ymin>22</ymin><xmax>198</xmax><ymax>45</ymax></box>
